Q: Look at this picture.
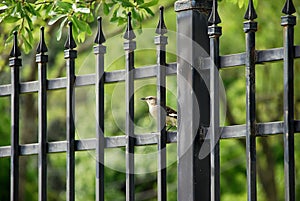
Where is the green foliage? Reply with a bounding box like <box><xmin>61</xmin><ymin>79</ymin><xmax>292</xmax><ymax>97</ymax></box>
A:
<box><xmin>0</xmin><ymin>0</ymin><xmax>158</xmax><ymax>53</ymax></box>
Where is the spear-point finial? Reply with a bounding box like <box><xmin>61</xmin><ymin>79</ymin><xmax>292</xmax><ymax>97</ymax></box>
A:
<box><xmin>36</xmin><ymin>27</ymin><xmax>48</xmax><ymax>54</ymax></box>
<box><xmin>95</xmin><ymin>17</ymin><xmax>106</xmax><ymax>44</ymax></box>
<box><xmin>10</xmin><ymin>31</ymin><xmax>21</xmax><ymax>57</ymax></box>
<box><xmin>282</xmin><ymin>0</ymin><xmax>296</xmax><ymax>15</ymax></box>
<box><xmin>208</xmin><ymin>0</ymin><xmax>221</xmax><ymax>25</ymax></box>
<box><xmin>123</xmin><ymin>12</ymin><xmax>136</xmax><ymax>40</ymax></box>
<box><xmin>64</xmin><ymin>21</ymin><xmax>77</xmax><ymax>49</ymax></box>
<box><xmin>156</xmin><ymin>6</ymin><xmax>167</xmax><ymax>35</ymax></box>
<box><xmin>244</xmin><ymin>0</ymin><xmax>257</xmax><ymax>20</ymax></box>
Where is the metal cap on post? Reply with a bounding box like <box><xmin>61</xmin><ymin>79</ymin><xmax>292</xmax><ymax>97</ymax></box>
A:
<box><xmin>36</xmin><ymin>27</ymin><xmax>48</xmax><ymax>63</ymax></box>
<box><xmin>175</xmin><ymin>0</ymin><xmax>212</xmax><ymax>200</ymax></box>
<box><xmin>9</xmin><ymin>31</ymin><xmax>22</xmax><ymax>68</ymax></box>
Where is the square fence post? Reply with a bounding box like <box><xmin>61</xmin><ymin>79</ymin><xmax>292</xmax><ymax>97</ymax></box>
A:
<box><xmin>175</xmin><ymin>1</ymin><xmax>212</xmax><ymax>201</ymax></box>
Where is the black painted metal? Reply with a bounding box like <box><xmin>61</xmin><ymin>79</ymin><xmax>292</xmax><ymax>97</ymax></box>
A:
<box><xmin>175</xmin><ymin>0</ymin><xmax>212</xmax><ymax>200</ymax></box>
<box><xmin>0</xmin><ymin>2</ymin><xmax>300</xmax><ymax>201</ymax></box>
<box><xmin>94</xmin><ymin>17</ymin><xmax>106</xmax><ymax>201</ymax></box>
<box><xmin>64</xmin><ymin>22</ymin><xmax>77</xmax><ymax>201</ymax></box>
<box><xmin>36</xmin><ymin>27</ymin><xmax>48</xmax><ymax>201</ymax></box>
<box><xmin>9</xmin><ymin>31</ymin><xmax>21</xmax><ymax>201</ymax></box>
<box><xmin>155</xmin><ymin>6</ymin><xmax>167</xmax><ymax>201</ymax></box>
<box><xmin>281</xmin><ymin>0</ymin><xmax>296</xmax><ymax>200</ymax></box>
<box><xmin>124</xmin><ymin>12</ymin><xmax>135</xmax><ymax>201</ymax></box>
<box><xmin>208</xmin><ymin>0</ymin><xmax>222</xmax><ymax>200</ymax></box>
<box><xmin>244</xmin><ymin>0</ymin><xmax>258</xmax><ymax>200</ymax></box>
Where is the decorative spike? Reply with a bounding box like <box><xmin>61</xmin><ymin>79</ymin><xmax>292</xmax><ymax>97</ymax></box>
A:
<box><xmin>208</xmin><ymin>0</ymin><xmax>221</xmax><ymax>25</ymax></box>
<box><xmin>156</xmin><ymin>6</ymin><xmax>167</xmax><ymax>35</ymax></box>
<box><xmin>244</xmin><ymin>0</ymin><xmax>257</xmax><ymax>20</ymax></box>
<box><xmin>123</xmin><ymin>12</ymin><xmax>136</xmax><ymax>40</ymax></box>
<box><xmin>282</xmin><ymin>0</ymin><xmax>296</xmax><ymax>15</ymax></box>
<box><xmin>95</xmin><ymin>17</ymin><xmax>106</xmax><ymax>44</ymax></box>
<box><xmin>10</xmin><ymin>31</ymin><xmax>21</xmax><ymax>57</ymax></box>
<box><xmin>36</xmin><ymin>27</ymin><xmax>48</xmax><ymax>54</ymax></box>
<box><xmin>64</xmin><ymin>21</ymin><xmax>77</xmax><ymax>49</ymax></box>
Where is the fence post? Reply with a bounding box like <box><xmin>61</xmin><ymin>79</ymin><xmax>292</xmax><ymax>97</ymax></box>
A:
<box><xmin>124</xmin><ymin>12</ymin><xmax>136</xmax><ymax>201</ymax></box>
<box><xmin>64</xmin><ymin>22</ymin><xmax>77</xmax><ymax>201</ymax></box>
<box><xmin>281</xmin><ymin>0</ymin><xmax>296</xmax><ymax>200</ymax></box>
<box><xmin>94</xmin><ymin>16</ymin><xmax>106</xmax><ymax>201</ymax></box>
<box><xmin>175</xmin><ymin>1</ymin><xmax>212</xmax><ymax>201</ymax></box>
<box><xmin>9</xmin><ymin>31</ymin><xmax>22</xmax><ymax>201</ymax></box>
<box><xmin>155</xmin><ymin>6</ymin><xmax>168</xmax><ymax>201</ymax></box>
<box><xmin>36</xmin><ymin>27</ymin><xmax>48</xmax><ymax>201</ymax></box>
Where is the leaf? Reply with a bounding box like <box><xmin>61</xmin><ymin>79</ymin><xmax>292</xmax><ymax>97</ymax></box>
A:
<box><xmin>56</xmin><ymin>1</ymin><xmax>72</xmax><ymax>11</ymax></box>
<box><xmin>21</xmin><ymin>33</ymin><xmax>32</xmax><ymax>53</ymax></box>
<box><xmin>136</xmin><ymin>0</ymin><xmax>144</xmax><ymax>5</ymax></box>
<box><xmin>0</xmin><ymin>5</ymin><xmax>8</xmax><ymax>11</ymax></box>
<box><xmin>62</xmin><ymin>0</ymin><xmax>73</xmax><ymax>3</ymax></box>
<box><xmin>103</xmin><ymin>3</ymin><xmax>110</xmax><ymax>15</ymax></box>
<box><xmin>131</xmin><ymin>8</ymin><xmax>141</xmax><ymax>21</ymax></box>
<box><xmin>25</xmin><ymin>14</ymin><xmax>34</xmax><ymax>30</ymax></box>
<box><xmin>72</xmin><ymin>16</ymin><xmax>87</xmax><ymax>31</ymax></box>
<box><xmin>4</xmin><ymin>16</ymin><xmax>20</xmax><ymax>23</ymax></box>
<box><xmin>86</xmin><ymin>23</ymin><xmax>92</xmax><ymax>35</ymax></box>
<box><xmin>45</xmin><ymin>3</ymin><xmax>53</xmax><ymax>15</ymax></box>
<box><xmin>56</xmin><ymin>17</ymin><xmax>68</xmax><ymax>41</ymax></box>
<box><xmin>87</xmin><ymin>13</ymin><xmax>94</xmax><ymax>22</ymax></box>
<box><xmin>238</xmin><ymin>0</ymin><xmax>244</xmax><ymax>8</ymax></box>
<box><xmin>77</xmin><ymin>32</ymin><xmax>85</xmax><ymax>43</ymax></box>
<box><xmin>26</xmin><ymin>3</ymin><xmax>40</xmax><ymax>16</ymax></box>
<box><xmin>25</xmin><ymin>27</ymin><xmax>34</xmax><ymax>46</ymax></box>
<box><xmin>5</xmin><ymin>34</ymin><xmax>14</xmax><ymax>45</ymax></box>
<box><xmin>48</xmin><ymin>14</ymin><xmax>67</xmax><ymax>25</ymax></box>
<box><xmin>75</xmin><ymin>7</ymin><xmax>90</xmax><ymax>14</ymax></box>
<box><xmin>144</xmin><ymin>7</ymin><xmax>154</xmax><ymax>16</ymax></box>
<box><xmin>139</xmin><ymin>0</ymin><xmax>158</xmax><ymax>8</ymax></box>
<box><xmin>117</xmin><ymin>17</ymin><xmax>126</xmax><ymax>25</ymax></box>
<box><xmin>16</xmin><ymin>2</ymin><xmax>23</xmax><ymax>18</ymax></box>
<box><xmin>117</xmin><ymin>0</ymin><xmax>135</xmax><ymax>7</ymax></box>
<box><xmin>110</xmin><ymin>16</ymin><xmax>118</xmax><ymax>22</ymax></box>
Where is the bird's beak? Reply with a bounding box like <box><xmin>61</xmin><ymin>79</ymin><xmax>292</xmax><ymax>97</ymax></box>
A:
<box><xmin>140</xmin><ymin>97</ymin><xmax>146</xmax><ymax>101</ymax></box>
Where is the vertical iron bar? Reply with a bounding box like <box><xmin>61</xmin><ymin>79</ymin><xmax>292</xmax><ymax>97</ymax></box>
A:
<box><xmin>281</xmin><ymin>1</ymin><xmax>296</xmax><ymax>200</ymax></box>
<box><xmin>155</xmin><ymin>6</ymin><xmax>167</xmax><ymax>201</ymax></box>
<box><xmin>243</xmin><ymin>1</ymin><xmax>257</xmax><ymax>200</ymax></box>
<box><xmin>9</xmin><ymin>31</ymin><xmax>22</xmax><ymax>201</ymax></box>
<box><xmin>208</xmin><ymin>1</ymin><xmax>222</xmax><ymax>200</ymax></box>
<box><xmin>94</xmin><ymin>17</ymin><xmax>106</xmax><ymax>201</ymax></box>
<box><xmin>64</xmin><ymin>22</ymin><xmax>77</xmax><ymax>201</ymax></box>
<box><xmin>36</xmin><ymin>27</ymin><xmax>48</xmax><ymax>201</ymax></box>
<box><xmin>124</xmin><ymin>13</ymin><xmax>136</xmax><ymax>201</ymax></box>
<box><xmin>175</xmin><ymin>1</ymin><xmax>212</xmax><ymax>200</ymax></box>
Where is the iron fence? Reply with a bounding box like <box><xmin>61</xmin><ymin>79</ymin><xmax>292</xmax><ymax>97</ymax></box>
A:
<box><xmin>0</xmin><ymin>0</ymin><xmax>299</xmax><ymax>201</ymax></box>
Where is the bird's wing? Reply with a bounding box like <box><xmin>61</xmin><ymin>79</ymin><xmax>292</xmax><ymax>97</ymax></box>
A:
<box><xmin>166</xmin><ymin>106</ymin><xmax>177</xmax><ymax>119</ymax></box>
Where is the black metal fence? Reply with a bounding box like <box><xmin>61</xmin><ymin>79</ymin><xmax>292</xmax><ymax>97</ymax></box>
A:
<box><xmin>0</xmin><ymin>0</ymin><xmax>299</xmax><ymax>201</ymax></box>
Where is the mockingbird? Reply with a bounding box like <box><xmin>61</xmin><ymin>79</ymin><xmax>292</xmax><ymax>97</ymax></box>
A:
<box><xmin>141</xmin><ymin>96</ymin><xmax>177</xmax><ymax>130</ymax></box>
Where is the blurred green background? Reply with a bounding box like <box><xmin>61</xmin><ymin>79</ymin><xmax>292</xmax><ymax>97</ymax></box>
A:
<box><xmin>0</xmin><ymin>0</ymin><xmax>300</xmax><ymax>200</ymax></box>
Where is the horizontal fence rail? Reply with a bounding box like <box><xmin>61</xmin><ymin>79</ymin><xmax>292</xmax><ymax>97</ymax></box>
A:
<box><xmin>1</xmin><ymin>120</ymin><xmax>300</xmax><ymax>158</ymax></box>
<box><xmin>1</xmin><ymin>46</ymin><xmax>300</xmax><ymax>97</ymax></box>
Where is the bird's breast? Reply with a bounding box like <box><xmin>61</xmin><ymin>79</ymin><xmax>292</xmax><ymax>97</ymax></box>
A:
<box><xmin>149</xmin><ymin>105</ymin><xmax>158</xmax><ymax>118</ymax></box>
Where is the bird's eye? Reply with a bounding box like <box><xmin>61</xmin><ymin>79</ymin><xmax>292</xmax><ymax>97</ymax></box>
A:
<box><xmin>148</xmin><ymin>97</ymin><xmax>153</xmax><ymax>100</ymax></box>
